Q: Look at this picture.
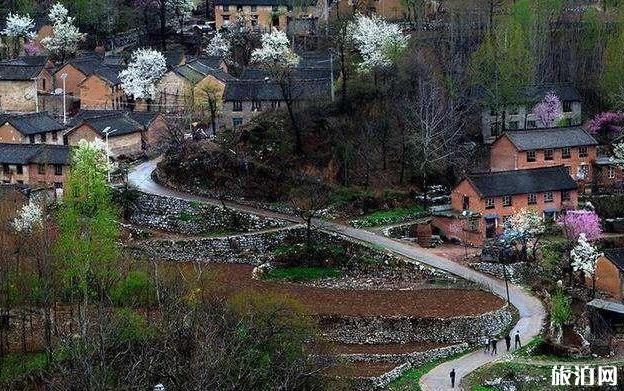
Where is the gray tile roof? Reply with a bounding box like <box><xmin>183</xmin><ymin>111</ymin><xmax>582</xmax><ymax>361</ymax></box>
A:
<box><xmin>0</xmin><ymin>143</ymin><xmax>70</xmax><ymax>165</ymax></box>
<box><xmin>0</xmin><ymin>56</ymin><xmax>46</xmax><ymax>80</ymax></box>
<box><xmin>240</xmin><ymin>67</ymin><xmax>332</xmax><ymax>80</ymax></box>
<box><xmin>69</xmin><ymin>110</ymin><xmax>147</xmax><ymax>137</ymax></box>
<box><xmin>604</xmin><ymin>248</ymin><xmax>624</xmax><ymax>273</ymax></box>
<box><xmin>92</xmin><ymin>65</ymin><xmax>123</xmax><ymax>85</ymax></box>
<box><xmin>173</xmin><ymin>59</ymin><xmax>234</xmax><ymax>83</ymax></box>
<box><xmin>503</xmin><ymin>126</ymin><xmax>598</xmax><ymax>150</ymax></box>
<box><xmin>224</xmin><ymin>78</ymin><xmax>331</xmax><ymax>101</ymax></box>
<box><xmin>185</xmin><ymin>55</ymin><xmax>224</xmax><ymax>69</ymax></box>
<box><xmin>215</xmin><ymin>0</ymin><xmax>316</xmax><ymax>5</ymax></box>
<box><xmin>0</xmin><ymin>112</ymin><xmax>66</xmax><ymax>135</ymax></box>
<box><xmin>467</xmin><ymin>166</ymin><xmax>577</xmax><ymax>197</ymax></box>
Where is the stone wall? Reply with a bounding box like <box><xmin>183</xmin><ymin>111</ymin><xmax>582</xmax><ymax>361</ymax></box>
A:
<box><xmin>470</xmin><ymin>262</ymin><xmax>541</xmax><ymax>285</ymax></box>
<box><xmin>127</xmin><ymin>191</ymin><xmax>289</xmax><ymax>236</ymax></box>
<box><xmin>319</xmin><ymin>305</ymin><xmax>515</xmax><ymax>345</ymax></box>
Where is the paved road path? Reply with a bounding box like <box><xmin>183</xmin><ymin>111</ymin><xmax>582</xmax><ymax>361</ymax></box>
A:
<box><xmin>128</xmin><ymin>158</ymin><xmax>546</xmax><ymax>391</ymax></box>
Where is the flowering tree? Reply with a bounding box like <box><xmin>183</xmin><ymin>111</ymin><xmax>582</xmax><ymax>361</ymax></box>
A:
<box><xmin>557</xmin><ymin>210</ymin><xmax>602</xmax><ymax>242</ymax></box>
<box><xmin>2</xmin><ymin>12</ymin><xmax>36</xmax><ymax>56</ymax></box>
<box><xmin>570</xmin><ymin>233</ymin><xmax>602</xmax><ymax>293</ymax></box>
<box><xmin>502</xmin><ymin>208</ymin><xmax>546</xmax><ymax>261</ymax></box>
<box><xmin>348</xmin><ymin>14</ymin><xmax>409</xmax><ymax>74</ymax></box>
<box><xmin>532</xmin><ymin>91</ymin><xmax>563</xmax><ymax>128</ymax></box>
<box><xmin>615</xmin><ymin>142</ymin><xmax>624</xmax><ymax>161</ymax></box>
<box><xmin>13</xmin><ymin>202</ymin><xmax>43</xmax><ymax>233</ymax></box>
<box><xmin>40</xmin><ymin>3</ymin><xmax>85</xmax><ymax>61</ymax></box>
<box><xmin>134</xmin><ymin>0</ymin><xmax>194</xmax><ymax>48</ymax></box>
<box><xmin>585</xmin><ymin>111</ymin><xmax>624</xmax><ymax>144</ymax></box>
<box><xmin>119</xmin><ymin>48</ymin><xmax>166</xmax><ymax>101</ymax></box>
<box><xmin>205</xmin><ymin>32</ymin><xmax>230</xmax><ymax>59</ymax></box>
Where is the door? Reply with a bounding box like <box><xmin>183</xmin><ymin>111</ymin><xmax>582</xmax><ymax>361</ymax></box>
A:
<box><xmin>485</xmin><ymin>218</ymin><xmax>496</xmax><ymax>239</ymax></box>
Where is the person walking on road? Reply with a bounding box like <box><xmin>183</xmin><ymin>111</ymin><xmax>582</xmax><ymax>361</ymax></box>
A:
<box><xmin>505</xmin><ymin>334</ymin><xmax>511</xmax><ymax>351</ymax></box>
<box><xmin>515</xmin><ymin>331</ymin><xmax>521</xmax><ymax>349</ymax></box>
<box><xmin>490</xmin><ymin>338</ymin><xmax>498</xmax><ymax>355</ymax></box>
<box><xmin>483</xmin><ymin>335</ymin><xmax>490</xmax><ymax>353</ymax></box>
<box><xmin>450</xmin><ymin>368</ymin><xmax>456</xmax><ymax>388</ymax></box>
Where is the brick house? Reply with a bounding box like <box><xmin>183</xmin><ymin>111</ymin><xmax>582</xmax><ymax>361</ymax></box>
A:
<box><xmin>214</xmin><ymin>0</ymin><xmax>320</xmax><ymax>30</ymax></box>
<box><xmin>0</xmin><ymin>143</ymin><xmax>70</xmax><ymax>189</ymax></box>
<box><xmin>0</xmin><ymin>56</ymin><xmax>53</xmax><ymax>112</ymax></box>
<box><xmin>156</xmin><ymin>57</ymin><xmax>234</xmax><ymax>114</ymax></box>
<box><xmin>433</xmin><ymin>166</ymin><xmax>578</xmax><ymax>245</ymax></box>
<box><xmin>592</xmin><ymin>249</ymin><xmax>624</xmax><ymax>300</ymax></box>
<box><xmin>53</xmin><ymin>54</ymin><xmax>125</xmax><ymax>96</ymax></box>
<box><xmin>0</xmin><ymin>112</ymin><xmax>66</xmax><ymax>145</ymax></box>
<box><xmin>593</xmin><ymin>155</ymin><xmax>624</xmax><ymax>191</ymax></box>
<box><xmin>490</xmin><ymin>127</ymin><xmax>598</xmax><ymax>185</ymax></box>
<box><xmin>479</xmin><ymin>84</ymin><xmax>582</xmax><ymax>143</ymax></box>
<box><xmin>78</xmin><ymin>65</ymin><xmax>127</xmax><ymax>110</ymax></box>
<box><xmin>65</xmin><ymin>110</ymin><xmax>168</xmax><ymax>157</ymax></box>
<box><xmin>222</xmin><ymin>77</ymin><xmax>330</xmax><ymax>127</ymax></box>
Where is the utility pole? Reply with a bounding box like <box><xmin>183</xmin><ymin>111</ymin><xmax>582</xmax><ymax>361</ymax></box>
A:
<box><xmin>61</xmin><ymin>73</ymin><xmax>67</xmax><ymax>124</ymax></box>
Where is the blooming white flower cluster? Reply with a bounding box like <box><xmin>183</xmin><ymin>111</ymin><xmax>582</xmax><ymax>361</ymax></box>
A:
<box><xmin>348</xmin><ymin>14</ymin><xmax>409</xmax><ymax>72</ymax></box>
<box><xmin>506</xmin><ymin>208</ymin><xmax>545</xmax><ymax>237</ymax></box>
<box><xmin>41</xmin><ymin>3</ymin><xmax>85</xmax><ymax>58</ymax></box>
<box><xmin>13</xmin><ymin>202</ymin><xmax>43</xmax><ymax>233</ymax></box>
<box><xmin>119</xmin><ymin>48</ymin><xmax>166</xmax><ymax>100</ymax></box>
<box><xmin>571</xmin><ymin>233</ymin><xmax>602</xmax><ymax>276</ymax></box>
<box><xmin>205</xmin><ymin>32</ymin><xmax>230</xmax><ymax>59</ymax></box>
<box><xmin>2</xmin><ymin>13</ymin><xmax>35</xmax><ymax>40</ymax></box>
<box><xmin>251</xmin><ymin>29</ymin><xmax>299</xmax><ymax>68</ymax></box>
<box><xmin>75</xmin><ymin>139</ymin><xmax>115</xmax><ymax>174</ymax></box>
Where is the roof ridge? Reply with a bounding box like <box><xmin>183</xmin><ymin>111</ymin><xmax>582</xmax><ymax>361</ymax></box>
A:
<box><xmin>469</xmin><ymin>165</ymin><xmax>567</xmax><ymax>177</ymax></box>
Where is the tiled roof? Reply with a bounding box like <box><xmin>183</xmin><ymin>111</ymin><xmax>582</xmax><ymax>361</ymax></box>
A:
<box><xmin>0</xmin><ymin>143</ymin><xmax>70</xmax><ymax>165</ymax></box>
<box><xmin>173</xmin><ymin>59</ymin><xmax>234</xmax><ymax>83</ymax></box>
<box><xmin>224</xmin><ymin>78</ymin><xmax>331</xmax><ymax>101</ymax></box>
<box><xmin>185</xmin><ymin>55</ymin><xmax>224</xmax><ymax>69</ymax></box>
<box><xmin>0</xmin><ymin>112</ymin><xmax>65</xmax><ymax>135</ymax></box>
<box><xmin>68</xmin><ymin>54</ymin><xmax>103</xmax><ymax>76</ymax></box>
<box><xmin>467</xmin><ymin>166</ymin><xmax>577</xmax><ymax>197</ymax></box>
<box><xmin>92</xmin><ymin>65</ymin><xmax>123</xmax><ymax>85</ymax></box>
<box><xmin>215</xmin><ymin>0</ymin><xmax>316</xmax><ymax>5</ymax></box>
<box><xmin>503</xmin><ymin>127</ymin><xmax>598</xmax><ymax>150</ymax></box>
<box><xmin>69</xmin><ymin>110</ymin><xmax>147</xmax><ymax>137</ymax></box>
<box><xmin>0</xmin><ymin>56</ymin><xmax>46</xmax><ymax>80</ymax></box>
<box><xmin>604</xmin><ymin>248</ymin><xmax>624</xmax><ymax>272</ymax></box>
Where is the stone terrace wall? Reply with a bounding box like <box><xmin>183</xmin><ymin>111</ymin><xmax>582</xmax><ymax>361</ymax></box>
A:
<box><xmin>320</xmin><ymin>305</ymin><xmax>515</xmax><ymax>345</ymax></box>
<box><xmin>127</xmin><ymin>191</ymin><xmax>289</xmax><ymax>235</ymax></box>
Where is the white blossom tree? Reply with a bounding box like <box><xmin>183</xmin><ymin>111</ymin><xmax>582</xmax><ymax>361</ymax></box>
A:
<box><xmin>251</xmin><ymin>29</ymin><xmax>304</xmax><ymax>154</ymax></box>
<box><xmin>570</xmin><ymin>233</ymin><xmax>602</xmax><ymax>294</ymax></box>
<box><xmin>167</xmin><ymin>0</ymin><xmax>195</xmax><ymax>31</ymax></box>
<box><xmin>2</xmin><ymin>12</ymin><xmax>36</xmax><ymax>57</ymax></box>
<box><xmin>119</xmin><ymin>48</ymin><xmax>166</xmax><ymax>102</ymax></box>
<box><xmin>502</xmin><ymin>208</ymin><xmax>546</xmax><ymax>261</ymax></box>
<box><xmin>614</xmin><ymin>141</ymin><xmax>624</xmax><ymax>161</ymax></box>
<box><xmin>40</xmin><ymin>3</ymin><xmax>85</xmax><ymax>61</ymax></box>
<box><xmin>348</xmin><ymin>14</ymin><xmax>409</xmax><ymax>74</ymax></box>
<box><xmin>13</xmin><ymin>202</ymin><xmax>43</xmax><ymax>233</ymax></box>
<box><xmin>205</xmin><ymin>31</ymin><xmax>231</xmax><ymax>59</ymax></box>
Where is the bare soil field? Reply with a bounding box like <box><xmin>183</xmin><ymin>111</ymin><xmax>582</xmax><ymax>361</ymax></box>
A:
<box><xmin>321</xmin><ymin>361</ymin><xmax>399</xmax><ymax>378</ymax></box>
<box><xmin>315</xmin><ymin>341</ymin><xmax>451</xmax><ymax>355</ymax></box>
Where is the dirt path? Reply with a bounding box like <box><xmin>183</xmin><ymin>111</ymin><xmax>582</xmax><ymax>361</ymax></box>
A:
<box><xmin>128</xmin><ymin>158</ymin><xmax>546</xmax><ymax>390</ymax></box>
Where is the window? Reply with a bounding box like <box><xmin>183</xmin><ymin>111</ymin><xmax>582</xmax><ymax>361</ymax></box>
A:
<box><xmin>233</xmin><ymin>118</ymin><xmax>243</xmax><ymax>127</ymax></box>
<box><xmin>485</xmin><ymin>198</ymin><xmax>495</xmax><ymax>209</ymax></box>
<box><xmin>561</xmin><ymin>190</ymin><xmax>570</xmax><ymax>201</ymax></box>
<box><xmin>502</xmin><ymin>195</ymin><xmax>512</xmax><ymax>207</ymax></box>
<box><xmin>52</xmin><ymin>131</ymin><xmax>57</xmax><ymax>142</ymax></box>
<box><xmin>29</xmin><ymin>134</ymin><xmax>35</xmax><ymax>144</ymax></box>
<box><xmin>526</xmin><ymin>150</ymin><xmax>536</xmax><ymax>162</ymax></box>
<box><xmin>54</xmin><ymin>164</ymin><xmax>63</xmax><ymax>176</ymax></box>
<box><xmin>251</xmin><ymin>5</ymin><xmax>257</xmax><ymax>11</ymax></box>
<box><xmin>544</xmin><ymin>192</ymin><xmax>554</xmax><ymax>203</ymax></box>
<box><xmin>462</xmin><ymin>195</ymin><xmax>469</xmax><ymax>210</ymax></box>
<box><xmin>563</xmin><ymin>100</ymin><xmax>572</xmax><ymax>112</ymax></box>
<box><xmin>38</xmin><ymin>164</ymin><xmax>45</xmax><ymax>175</ymax></box>
<box><xmin>578</xmin><ymin>164</ymin><xmax>590</xmax><ymax>180</ymax></box>
<box><xmin>561</xmin><ymin>147</ymin><xmax>570</xmax><ymax>159</ymax></box>
<box><xmin>41</xmin><ymin>133</ymin><xmax>46</xmax><ymax>143</ymax></box>
<box><xmin>223</xmin><ymin>15</ymin><xmax>230</xmax><ymax>23</ymax></box>
<box><xmin>564</xmin><ymin>166</ymin><xmax>571</xmax><ymax>175</ymax></box>
<box><xmin>527</xmin><ymin>120</ymin><xmax>536</xmax><ymax>128</ymax></box>
<box><xmin>508</xmin><ymin>121</ymin><xmax>519</xmax><ymax>130</ymax></box>
<box><xmin>223</xmin><ymin>5</ymin><xmax>229</xmax><ymax>11</ymax></box>
<box><xmin>54</xmin><ymin>182</ymin><xmax>62</xmax><ymax>189</ymax></box>
<box><xmin>544</xmin><ymin>149</ymin><xmax>554</xmax><ymax>161</ymax></box>
<box><xmin>2</xmin><ymin>164</ymin><xmax>8</xmax><ymax>175</ymax></box>
<box><xmin>271</xmin><ymin>101</ymin><xmax>281</xmax><ymax>109</ymax></box>
<box><xmin>251</xmin><ymin>15</ymin><xmax>258</xmax><ymax>26</ymax></box>
<box><xmin>252</xmin><ymin>101</ymin><xmax>262</xmax><ymax>111</ymax></box>
<box><xmin>16</xmin><ymin>180</ymin><xmax>23</xmax><ymax>184</ymax></box>
<box><xmin>528</xmin><ymin>193</ymin><xmax>537</xmax><ymax>205</ymax></box>
<box><xmin>16</xmin><ymin>164</ymin><xmax>22</xmax><ymax>175</ymax></box>
<box><xmin>608</xmin><ymin>166</ymin><xmax>616</xmax><ymax>179</ymax></box>
<box><xmin>579</xmin><ymin>146</ymin><xmax>588</xmax><ymax>158</ymax></box>
<box><xmin>233</xmin><ymin>101</ymin><xmax>242</xmax><ymax>111</ymax></box>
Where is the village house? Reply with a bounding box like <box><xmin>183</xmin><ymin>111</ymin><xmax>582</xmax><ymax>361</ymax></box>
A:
<box><xmin>0</xmin><ymin>143</ymin><xmax>70</xmax><ymax>190</ymax></box>
<box><xmin>222</xmin><ymin>77</ymin><xmax>331</xmax><ymax>127</ymax></box>
<box><xmin>0</xmin><ymin>56</ymin><xmax>53</xmax><ymax>112</ymax></box>
<box><xmin>490</xmin><ymin>127</ymin><xmax>598</xmax><ymax>186</ymax></box>
<box><xmin>65</xmin><ymin>110</ymin><xmax>168</xmax><ymax>157</ymax></box>
<box><xmin>593</xmin><ymin>154</ymin><xmax>624</xmax><ymax>192</ymax></box>
<box><xmin>78</xmin><ymin>65</ymin><xmax>127</xmax><ymax>110</ymax></box>
<box><xmin>433</xmin><ymin>166</ymin><xmax>578</xmax><ymax>245</ymax></box>
<box><xmin>53</xmin><ymin>53</ymin><xmax>125</xmax><ymax>97</ymax></box>
<box><xmin>480</xmin><ymin>84</ymin><xmax>582</xmax><ymax>143</ymax></box>
<box><xmin>214</xmin><ymin>0</ymin><xmax>320</xmax><ymax>30</ymax></box>
<box><xmin>0</xmin><ymin>112</ymin><xmax>66</xmax><ymax>145</ymax></box>
<box><xmin>157</xmin><ymin>57</ymin><xmax>234</xmax><ymax>114</ymax></box>
<box><xmin>592</xmin><ymin>249</ymin><xmax>624</xmax><ymax>301</ymax></box>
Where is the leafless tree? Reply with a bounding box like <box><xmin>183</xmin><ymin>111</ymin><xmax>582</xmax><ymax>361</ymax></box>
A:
<box><xmin>289</xmin><ymin>178</ymin><xmax>331</xmax><ymax>251</ymax></box>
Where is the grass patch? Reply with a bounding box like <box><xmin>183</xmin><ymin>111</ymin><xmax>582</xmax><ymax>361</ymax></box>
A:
<box><xmin>465</xmin><ymin>361</ymin><xmax>550</xmax><ymax>391</ymax></box>
<box><xmin>350</xmin><ymin>204</ymin><xmax>428</xmax><ymax>228</ymax></box>
<box><xmin>0</xmin><ymin>352</ymin><xmax>48</xmax><ymax>383</ymax></box>
<box><xmin>388</xmin><ymin>351</ymin><xmax>468</xmax><ymax>391</ymax></box>
<box><xmin>264</xmin><ymin>266</ymin><xmax>342</xmax><ymax>282</ymax></box>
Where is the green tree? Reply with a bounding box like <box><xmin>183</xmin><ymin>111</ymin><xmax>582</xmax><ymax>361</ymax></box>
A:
<box><xmin>601</xmin><ymin>20</ymin><xmax>624</xmax><ymax>108</ymax></box>
<box><xmin>55</xmin><ymin>140</ymin><xmax>120</xmax><ymax>337</ymax></box>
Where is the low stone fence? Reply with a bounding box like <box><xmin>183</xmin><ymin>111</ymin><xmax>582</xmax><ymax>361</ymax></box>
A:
<box><xmin>319</xmin><ymin>305</ymin><xmax>514</xmax><ymax>345</ymax></box>
<box><xmin>380</xmin><ymin>222</ymin><xmax>420</xmax><ymax>238</ymax></box>
<box><xmin>126</xmin><ymin>191</ymin><xmax>289</xmax><ymax>235</ymax></box>
<box><xmin>470</xmin><ymin>262</ymin><xmax>541</xmax><ymax>285</ymax></box>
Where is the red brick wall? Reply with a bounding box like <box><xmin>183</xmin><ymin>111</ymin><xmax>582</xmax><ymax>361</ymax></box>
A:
<box><xmin>54</xmin><ymin>63</ymin><xmax>86</xmax><ymax>96</ymax></box>
<box><xmin>490</xmin><ymin>136</ymin><xmax>518</xmax><ymax>171</ymax></box>
<box><xmin>594</xmin><ymin>164</ymin><xmax>624</xmax><ymax>190</ymax></box>
<box><xmin>593</xmin><ymin>256</ymin><xmax>623</xmax><ymax>300</ymax></box>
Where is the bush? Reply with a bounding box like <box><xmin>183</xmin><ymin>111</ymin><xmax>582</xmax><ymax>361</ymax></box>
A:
<box><xmin>111</xmin><ymin>271</ymin><xmax>156</xmax><ymax>307</ymax></box>
<box><xmin>588</xmin><ymin>195</ymin><xmax>624</xmax><ymax>219</ymax></box>
<box><xmin>551</xmin><ymin>288</ymin><xmax>573</xmax><ymax>327</ymax></box>
<box><xmin>264</xmin><ymin>266</ymin><xmax>342</xmax><ymax>282</ymax></box>
<box><xmin>113</xmin><ymin>308</ymin><xmax>154</xmax><ymax>344</ymax></box>
<box><xmin>273</xmin><ymin>243</ymin><xmax>349</xmax><ymax>267</ymax></box>
<box><xmin>349</xmin><ymin>204</ymin><xmax>428</xmax><ymax>228</ymax></box>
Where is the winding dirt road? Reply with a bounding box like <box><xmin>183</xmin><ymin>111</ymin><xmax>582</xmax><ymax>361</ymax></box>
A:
<box><xmin>128</xmin><ymin>158</ymin><xmax>546</xmax><ymax>390</ymax></box>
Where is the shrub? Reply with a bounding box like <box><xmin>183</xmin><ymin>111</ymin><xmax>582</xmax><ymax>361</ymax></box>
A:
<box><xmin>551</xmin><ymin>288</ymin><xmax>573</xmax><ymax>327</ymax></box>
<box><xmin>111</xmin><ymin>271</ymin><xmax>156</xmax><ymax>307</ymax></box>
<box><xmin>349</xmin><ymin>204</ymin><xmax>428</xmax><ymax>228</ymax></box>
<box><xmin>273</xmin><ymin>243</ymin><xmax>348</xmax><ymax>267</ymax></box>
<box><xmin>113</xmin><ymin>308</ymin><xmax>154</xmax><ymax>344</ymax></box>
<box><xmin>589</xmin><ymin>195</ymin><xmax>624</xmax><ymax>219</ymax></box>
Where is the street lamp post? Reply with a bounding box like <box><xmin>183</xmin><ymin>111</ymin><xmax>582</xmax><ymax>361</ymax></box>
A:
<box><xmin>60</xmin><ymin>73</ymin><xmax>67</xmax><ymax>125</ymax></box>
<box><xmin>102</xmin><ymin>126</ymin><xmax>117</xmax><ymax>183</ymax></box>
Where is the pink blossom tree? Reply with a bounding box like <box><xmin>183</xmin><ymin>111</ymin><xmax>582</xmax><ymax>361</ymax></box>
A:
<box><xmin>557</xmin><ymin>210</ymin><xmax>603</xmax><ymax>242</ymax></box>
<box><xmin>585</xmin><ymin>111</ymin><xmax>624</xmax><ymax>144</ymax></box>
<box><xmin>532</xmin><ymin>91</ymin><xmax>563</xmax><ymax>128</ymax></box>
